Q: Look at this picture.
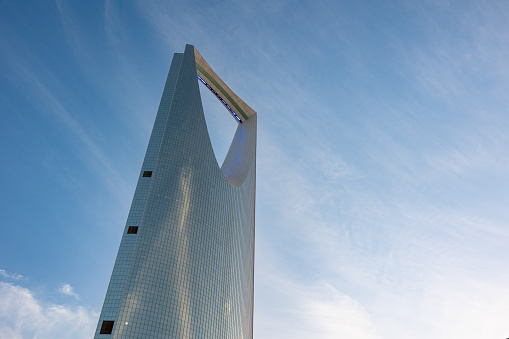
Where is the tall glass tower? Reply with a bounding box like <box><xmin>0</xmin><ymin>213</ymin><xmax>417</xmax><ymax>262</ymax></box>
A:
<box><xmin>94</xmin><ymin>44</ymin><xmax>257</xmax><ymax>339</ymax></box>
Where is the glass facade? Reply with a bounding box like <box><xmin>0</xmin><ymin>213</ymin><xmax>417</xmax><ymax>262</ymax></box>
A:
<box><xmin>94</xmin><ymin>44</ymin><xmax>256</xmax><ymax>339</ymax></box>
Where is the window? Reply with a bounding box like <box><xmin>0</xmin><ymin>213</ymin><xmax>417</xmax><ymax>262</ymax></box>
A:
<box><xmin>142</xmin><ymin>171</ymin><xmax>152</xmax><ymax>177</ymax></box>
<box><xmin>100</xmin><ymin>321</ymin><xmax>114</xmax><ymax>334</ymax></box>
<box><xmin>127</xmin><ymin>226</ymin><xmax>138</xmax><ymax>234</ymax></box>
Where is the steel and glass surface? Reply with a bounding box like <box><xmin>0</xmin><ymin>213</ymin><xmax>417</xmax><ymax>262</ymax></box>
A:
<box><xmin>94</xmin><ymin>44</ymin><xmax>257</xmax><ymax>339</ymax></box>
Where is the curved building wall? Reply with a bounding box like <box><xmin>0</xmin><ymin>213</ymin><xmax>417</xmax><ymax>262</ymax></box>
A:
<box><xmin>94</xmin><ymin>44</ymin><xmax>256</xmax><ymax>339</ymax></box>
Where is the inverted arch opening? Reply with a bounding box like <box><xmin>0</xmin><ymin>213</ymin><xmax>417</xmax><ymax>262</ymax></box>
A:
<box><xmin>221</xmin><ymin>114</ymin><xmax>256</xmax><ymax>187</ymax></box>
<box><xmin>193</xmin><ymin>45</ymin><xmax>257</xmax><ymax>187</ymax></box>
<box><xmin>199</xmin><ymin>82</ymin><xmax>238</xmax><ymax>166</ymax></box>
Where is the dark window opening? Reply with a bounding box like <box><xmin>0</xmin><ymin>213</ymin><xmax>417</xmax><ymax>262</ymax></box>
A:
<box><xmin>142</xmin><ymin>171</ymin><xmax>152</xmax><ymax>177</ymax></box>
<box><xmin>127</xmin><ymin>226</ymin><xmax>138</xmax><ymax>234</ymax></box>
<box><xmin>100</xmin><ymin>320</ymin><xmax>114</xmax><ymax>334</ymax></box>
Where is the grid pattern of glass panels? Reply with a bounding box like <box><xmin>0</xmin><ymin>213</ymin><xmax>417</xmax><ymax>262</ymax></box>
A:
<box><xmin>94</xmin><ymin>45</ymin><xmax>255</xmax><ymax>339</ymax></box>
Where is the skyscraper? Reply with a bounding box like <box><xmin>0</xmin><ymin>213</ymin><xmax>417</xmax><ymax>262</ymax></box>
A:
<box><xmin>94</xmin><ymin>44</ymin><xmax>257</xmax><ymax>338</ymax></box>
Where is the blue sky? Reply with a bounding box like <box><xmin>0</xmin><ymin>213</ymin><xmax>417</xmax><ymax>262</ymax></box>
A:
<box><xmin>1</xmin><ymin>0</ymin><xmax>509</xmax><ymax>338</ymax></box>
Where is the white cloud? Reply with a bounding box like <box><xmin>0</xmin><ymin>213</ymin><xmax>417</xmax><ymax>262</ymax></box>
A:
<box><xmin>59</xmin><ymin>283</ymin><xmax>79</xmax><ymax>299</ymax></box>
<box><xmin>0</xmin><ymin>270</ymin><xmax>23</xmax><ymax>280</ymax></box>
<box><xmin>0</xmin><ymin>282</ymin><xmax>97</xmax><ymax>339</ymax></box>
<box><xmin>255</xmin><ymin>103</ymin><xmax>509</xmax><ymax>337</ymax></box>
<box><xmin>298</xmin><ymin>284</ymin><xmax>378</xmax><ymax>339</ymax></box>
<box><xmin>255</xmin><ymin>278</ymin><xmax>380</xmax><ymax>339</ymax></box>
<box><xmin>295</xmin><ymin>283</ymin><xmax>380</xmax><ymax>339</ymax></box>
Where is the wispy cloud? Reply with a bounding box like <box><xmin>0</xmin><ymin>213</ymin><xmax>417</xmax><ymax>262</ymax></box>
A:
<box><xmin>0</xmin><ymin>282</ymin><xmax>97</xmax><ymax>339</ymax></box>
<box><xmin>255</xmin><ymin>275</ymin><xmax>380</xmax><ymax>339</ymax></box>
<box><xmin>295</xmin><ymin>283</ymin><xmax>380</xmax><ymax>339</ymax></box>
<box><xmin>3</xmin><ymin>1</ymin><xmax>508</xmax><ymax>338</ymax></box>
<box><xmin>0</xmin><ymin>47</ymin><xmax>131</xmax><ymax>201</ymax></box>
<box><xmin>59</xmin><ymin>283</ymin><xmax>79</xmax><ymax>299</ymax></box>
<box><xmin>0</xmin><ymin>270</ymin><xmax>23</xmax><ymax>280</ymax></box>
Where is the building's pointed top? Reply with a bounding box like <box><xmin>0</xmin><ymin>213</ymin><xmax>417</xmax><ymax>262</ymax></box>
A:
<box><xmin>193</xmin><ymin>47</ymin><xmax>257</xmax><ymax>123</ymax></box>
